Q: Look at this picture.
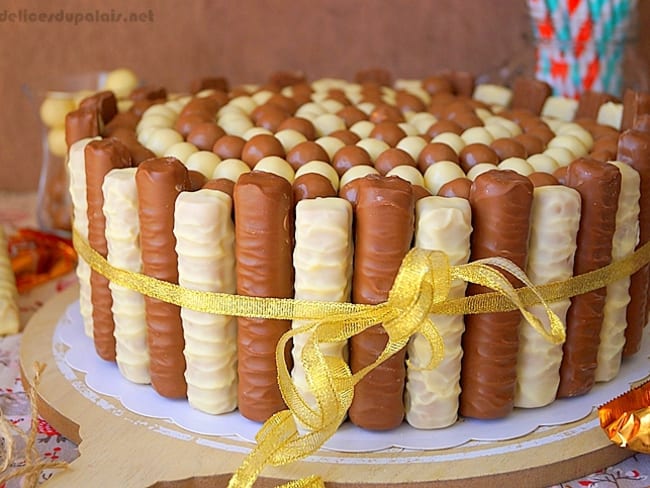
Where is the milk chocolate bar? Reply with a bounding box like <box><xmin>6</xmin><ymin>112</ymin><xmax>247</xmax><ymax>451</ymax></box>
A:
<box><xmin>617</xmin><ymin>130</ymin><xmax>650</xmax><ymax>356</ymax></box>
<box><xmin>557</xmin><ymin>158</ymin><xmax>621</xmax><ymax>397</ymax></box>
<box><xmin>621</xmin><ymin>89</ymin><xmax>650</xmax><ymax>131</ymax></box>
<box><xmin>65</xmin><ymin>108</ymin><xmax>101</xmax><ymax>147</ymax></box>
<box><xmin>349</xmin><ymin>175</ymin><xmax>414</xmax><ymax>430</ymax></box>
<box><xmin>85</xmin><ymin>139</ymin><xmax>132</xmax><ymax>361</ymax></box>
<box><xmin>79</xmin><ymin>90</ymin><xmax>118</xmax><ymax>125</ymax></box>
<box><xmin>510</xmin><ymin>77</ymin><xmax>552</xmax><ymax>115</ymax></box>
<box><xmin>575</xmin><ymin>91</ymin><xmax>618</xmax><ymax>120</ymax></box>
<box><xmin>234</xmin><ymin>171</ymin><xmax>294</xmax><ymax>422</ymax></box>
<box><xmin>136</xmin><ymin>157</ymin><xmax>191</xmax><ymax>398</ymax></box>
<box><xmin>460</xmin><ymin>169</ymin><xmax>533</xmax><ymax>419</ymax></box>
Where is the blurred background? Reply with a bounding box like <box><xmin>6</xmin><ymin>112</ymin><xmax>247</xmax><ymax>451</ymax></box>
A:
<box><xmin>1</xmin><ymin>0</ymin><xmax>649</xmax><ymax>191</ymax></box>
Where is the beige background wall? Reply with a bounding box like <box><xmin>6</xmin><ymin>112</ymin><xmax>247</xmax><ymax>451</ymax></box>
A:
<box><xmin>1</xmin><ymin>0</ymin><xmax>648</xmax><ymax>191</ymax></box>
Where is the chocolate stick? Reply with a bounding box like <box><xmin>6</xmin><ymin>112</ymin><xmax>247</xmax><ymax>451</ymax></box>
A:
<box><xmin>460</xmin><ymin>169</ymin><xmax>533</xmax><ymax>419</ymax></box>
<box><xmin>136</xmin><ymin>157</ymin><xmax>191</xmax><ymax>398</ymax></box>
<box><xmin>348</xmin><ymin>174</ymin><xmax>414</xmax><ymax>430</ymax></box>
<box><xmin>234</xmin><ymin>171</ymin><xmax>294</xmax><ymax>422</ymax></box>
<box><xmin>85</xmin><ymin>139</ymin><xmax>132</xmax><ymax>361</ymax></box>
<box><xmin>557</xmin><ymin>158</ymin><xmax>620</xmax><ymax>397</ymax></box>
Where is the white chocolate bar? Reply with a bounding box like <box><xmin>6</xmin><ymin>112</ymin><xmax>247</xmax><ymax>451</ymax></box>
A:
<box><xmin>406</xmin><ymin>196</ymin><xmax>472</xmax><ymax>428</ymax></box>
<box><xmin>473</xmin><ymin>84</ymin><xmax>512</xmax><ymax>109</ymax></box>
<box><xmin>291</xmin><ymin>197</ymin><xmax>353</xmax><ymax>417</ymax></box>
<box><xmin>596</xmin><ymin>162</ymin><xmax>640</xmax><ymax>381</ymax></box>
<box><xmin>68</xmin><ymin>136</ymin><xmax>100</xmax><ymax>338</ymax></box>
<box><xmin>541</xmin><ymin>96</ymin><xmax>578</xmax><ymax>121</ymax></box>
<box><xmin>0</xmin><ymin>226</ymin><xmax>19</xmax><ymax>335</ymax></box>
<box><xmin>174</xmin><ymin>188</ymin><xmax>237</xmax><ymax>414</ymax></box>
<box><xmin>102</xmin><ymin>168</ymin><xmax>150</xmax><ymax>384</ymax></box>
<box><xmin>515</xmin><ymin>185</ymin><xmax>581</xmax><ymax>407</ymax></box>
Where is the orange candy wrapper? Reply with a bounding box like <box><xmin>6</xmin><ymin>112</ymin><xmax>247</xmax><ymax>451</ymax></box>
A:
<box><xmin>8</xmin><ymin>228</ymin><xmax>77</xmax><ymax>293</ymax></box>
<box><xmin>599</xmin><ymin>379</ymin><xmax>650</xmax><ymax>453</ymax></box>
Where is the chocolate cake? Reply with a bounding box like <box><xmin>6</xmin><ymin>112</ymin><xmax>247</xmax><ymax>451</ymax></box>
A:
<box><xmin>63</xmin><ymin>68</ymin><xmax>650</xmax><ymax>430</ymax></box>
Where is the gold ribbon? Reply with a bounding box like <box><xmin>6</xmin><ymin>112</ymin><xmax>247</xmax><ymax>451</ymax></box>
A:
<box><xmin>72</xmin><ymin>230</ymin><xmax>650</xmax><ymax>488</ymax></box>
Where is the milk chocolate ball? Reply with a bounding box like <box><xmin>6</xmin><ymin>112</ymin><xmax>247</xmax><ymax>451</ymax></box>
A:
<box><xmin>187</xmin><ymin>122</ymin><xmax>226</xmax><ymax>151</ymax></box>
<box><xmin>459</xmin><ymin>143</ymin><xmax>499</xmax><ymax>172</ymax></box>
<box><xmin>277</xmin><ymin>116</ymin><xmax>317</xmax><ymax>140</ymax></box>
<box><xmin>417</xmin><ymin>142</ymin><xmax>459</xmax><ymax>172</ymax></box>
<box><xmin>331</xmin><ymin>145</ymin><xmax>372</xmax><ymax>176</ymax></box>
<box><xmin>369</xmin><ymin>121</ymin><xmax>407</xmax><ymax>147</ymax></box>
<box><xmin>241</xmin><ymin>134</ymin><xmax>286</xmax><ymax>167</ymax></box>
<box><xmin>490</xmin><ymin>137</ymin><xmax>528</xmax><ymax>161</ymax></box>
<box><xmin>374</xmin><ymin>148</ymin><xmax>416</xmax><ymax>175</ymax></box>
<box><xmin>212</xmin><ymin>134</ymin><xmax>246</xmax><ymax>159</ymax></box>
<box><xmin>286</xmin><ymin>140</ymin><xmax>330</xmax><ymax>169</ymax></box>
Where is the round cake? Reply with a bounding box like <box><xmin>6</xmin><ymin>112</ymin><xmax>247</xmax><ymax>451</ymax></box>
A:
<box><xmin>60</xmin><ymin>67</ymin><xmax>650</xmax><ymax>432</ymax></box>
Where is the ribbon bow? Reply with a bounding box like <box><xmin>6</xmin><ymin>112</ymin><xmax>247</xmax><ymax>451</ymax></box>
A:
<box><xmin>228</xmin><ymin>248</ymin><xmax>565</xmax><ymax>488</ymax></box>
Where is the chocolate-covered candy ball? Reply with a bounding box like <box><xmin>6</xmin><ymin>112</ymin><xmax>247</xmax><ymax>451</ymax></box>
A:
<box><xmin>374</xmin><ymin>148</ymin><xmax>416</xmax><ymax>175</ymax></box>
<box><xmin>240</xmin><ymin>134</ymin><xmax>286</xmax><ymax>167</ymax></box>
<box><xmin>212</xmin><ymin>134</ymin><xmax>246</xmax><ymax>159</ymax></box>
<box><xmin>277</xmin><ymin>116</ymin><xmax>317</xmax><ymax>140</ymax></box>
<box><xmin>187</xmin><ymin>122</ymin><xmax>226</xmax><ymax>151</ymax></box>
<box><xmin>490</xmin><ymin>137</ymin><xmax>528</xmax><ymax>161</ymax></box>
<box><xmin>437</xmin><ymin>177</ymin><xmax>472</xmax><ymax>199</ymax></box>
<box><xmin>425</xmin><ymin>120</ymin><xmax>464</xmax><ymax>139</ymax></box>
<box><xmin>329</xmin><ymin>129</ymin><xmax>361</xmax><ymax>145</ymax></box>
<box><xmin>369</xmin><ymin>121</ymin><xmax>407</xmax><ymax>147</ymax></box>
<box><xmin>513</xmin><ymin>133</ymin><xmax>544</xmax><ymax>156</ymax></box>
<box><xmin>286</xmin><ymin>140</ymin><xmax>330</xmax><ymax>170</ymax></box>
<box><xmin>528</xmin><ymin>171</ymin><xmax>559</xmax><ymax>187</ymax></box>
<box><xmin>458</xmin><ymin>143</ymin><xmax>499</xmax><ymax>172</ymax></box>
<box><xmin>337</xmin><ymin>105</ymin><xmax>369</xmax><ymax>128</ymax></box>
<box><xmin>369</xmin><ymin>103</ymin><xmax>405</xmax><ymax>124</ymax></box>
<box><xmin>331</xmin><ymin>145</ymin><xmax>372</xmax><ymax>176</ymax></box>
<box><xmin>417</xmin><ymin>141</ymin><xmax>459</xmax><ymax>172</ymax></box>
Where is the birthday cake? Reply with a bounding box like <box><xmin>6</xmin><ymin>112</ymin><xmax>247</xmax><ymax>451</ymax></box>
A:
<box><xmin>58</xmin><ymin>67</ymin><xmax>650</xmax><ymax>431</ymax></box>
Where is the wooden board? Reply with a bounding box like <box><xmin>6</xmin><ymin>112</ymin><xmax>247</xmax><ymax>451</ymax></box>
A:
<box><xmin>20</xmin><ymin>285</ymin><xmax>634</xmax><ymax>488</ymax></box>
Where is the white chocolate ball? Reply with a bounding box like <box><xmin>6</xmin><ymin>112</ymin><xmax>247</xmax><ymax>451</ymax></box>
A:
<box><xmin>103</xmin><ymin>68</ymin><xmax>139</xmax><ymax>99</ymax></box>
<box><xmin>313</xmin><ymin>113</ymin><xmax>346</xmax><ymax>137</ymax></box>
<box><xmin>229</xmin><ymin>95</ymin><xmax>257</xmax><ymax>114</ymax></box>
<box><xmin>254</xmin><ymin>156</ymin><xmax>295</xmax><ymax>183</ymax></box>
<box><xmin>142</xmin><ymin>104</ymin><xmax>177</xmax><ymax>121</ymax></box>
<box><xmin>47</xmin><ymin>127</ymin><xmax>68</xmax><ymax>157</ymax></box>
<box><xmin>498</xmin><ymin>157</ymin><xmax>534</xmax><ymax>176</ymax></box>
<box><xmin>117</xmin><ymin>99</ymin><xmax>134</xmax><ymax>113</ymax></box>
<box><xmin>295</xmin><ymin>160</ymin><xmax>340</xmax><ymax>190</ymax></box>
<box><xmin>396</xmin><ymin>135</ymin><xmax>428</xmax><ymax>161</ymax></box>
<box><xmin>461</xmin><ymin>126</ymin><xmax>494</xmax><ymax>146</ymax></box>
<box><xmin>218</xmin><ymin>114</ymin><xmax>254</xmax><ymax>137</ymax></box>
<box><xmin>186</xmin><ymin>151</ymin><xmax>221</xmax><ymax>177</ymax></box>
<box><xmin>164</xmin><ymin>142</ymin><xmax>198</xmax><ymax>163</ymax></box>
<box><xmin>547</xmin><ymin>135</ymin><xmax>588</xmax><ymax>158</ymax></box>
<box><xmin>145</xmin><ymin>127</ymin><xmax>184</xmax><ymax>157</ymax></box>
<box><xmin>398</xmin><ymin>122</ymin><xmax>418</xmax><ymax>137</ymax></box>
<box><xmin>527</xmin><ymin>153</ymin><xmax>559</xmax><ymax>173</ymax></box>
<box><xmin>320</xmin><ymin>98</ymin><xmax>345</xmax><ymax>114</ymax></box>
<box><xmin>432</xmin><ymin>132</ymin><xmax>466</xmax><ymax>155</ymax></box>
<box><xmin>136</xmin><ymin>113</ymin><xmax>175</xmax><ymax>134</ymax></box>
<box><xmin>349</xmin><ymin>120</ymin><xmax>376</xmax><ymax>139</ymax></box>
<box><xmin>251</xmin><ymin>90</ymin><xmax>274</xmax><ymax>105</ymax></box>
<box><xmin>212</xmin><ymin>158</ymin><xmax>251</xmax><ymax>182</ymax></box>
<box><xmin>243</xmin><ymin>127</ymin><xmax>273</xmax><ymax>140</ymax></box>
<box><xmin>356</xmin><ymin>102</ymin><xmax>376</xmax><ymax>116</ymax></box>
<box><xmin>218</xmin><ymin>103</ymin><xmax>247</xmax><ymax>118</ymax></box>
<box><xmin>340</xmin><ymin>165</ymin><xmax>379</xmax><ymax>188</ymax></box>
<box><xmin>423</xmin><ymin>161</ymin><xmax>466</xmax><ymax>194</ymax></box>
<box><xmin>408</xmin><ymin>112</ymin><xmax>438</xmax><ymax>134</ymax></box>
<box><xmin>387</xmin><ymin>165</ymin><xmax>425</xmax><ymax>187</ymax></box>
<box><xmin>484</xmin><ymin>116</ymin><xmax>521</xmax><ymax>137</ymax></box>
<box><xmin>274</xmin><ymin>129</ymin><xmax>308</xmax><ymax>153</ymax></box>
<box><xmin>40</xmin><ymin>94</ymin><xmax>75</xmax><ymax>128</ymax></box>
<box><xmin>559</xmin><ymin>126</ymin><xmax>594</xmax><ymax>152</ymax></box>
<box><xmin>356</xmin><ymin>138</ymin><xmax>391</xmax><ymax>161</ymax></box>
<box><xmin>315</xmin><ymin>136</ymin><xmax>346</xmax><ymax>160</ymax></box>
<box><xmin>467</xmin><ymin>163</ymin><xmax>498</xmax><ymax>181</ymax></box>
<box><xmin>543</xmin><ymin>146</ymin><xmax>575</xmax><ymax>167</ymax></box>
<box><xmin>484</xmin><ymin>123</ymin><xmax>512</xmax><ymax>141</ymax></box>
